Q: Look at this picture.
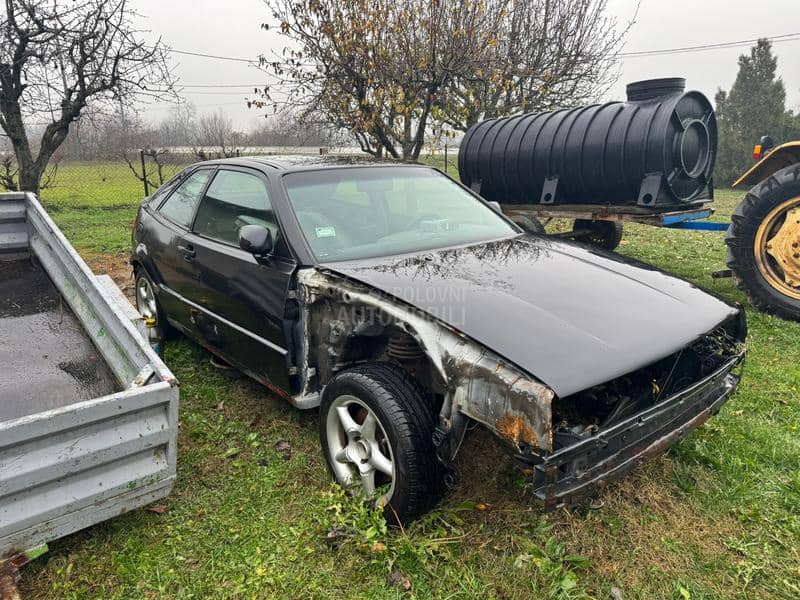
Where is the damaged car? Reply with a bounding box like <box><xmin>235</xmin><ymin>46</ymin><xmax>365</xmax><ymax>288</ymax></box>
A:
<box><xmin>131</xmin><ymin>156</ymin><xmax>746</xmax><ymax>523</ymax></box>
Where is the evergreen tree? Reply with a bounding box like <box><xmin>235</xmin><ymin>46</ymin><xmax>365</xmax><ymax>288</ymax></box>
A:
<box><xmin>714</xmin><ymin>39</ymin><xmax>800</xmax><ymax>186</ymax></box>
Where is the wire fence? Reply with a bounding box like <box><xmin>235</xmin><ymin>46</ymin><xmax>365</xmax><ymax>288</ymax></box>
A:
<box><xmin>36</xmin><ymin>155</ymin><xmax>191</xmax><ymax>209</ymax></box>
<box><xmin>1</xmin><ymin>144</ymin><xmax>457</xmax><ymax>209</ymax></box>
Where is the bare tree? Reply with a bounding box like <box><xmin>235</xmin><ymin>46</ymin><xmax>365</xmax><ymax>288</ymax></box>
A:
<box><xmin>105</xmin><ymin>108</ymin><xmax>172</xmax><ymax>189</ymax></box>
<box><xmin>260</xmin><ymin>0</ymin><xmax>503</xmax><ymax>160</ymax></box>
<box><xmin>123</xmin><ymin>146</ymin><xmax>172</xmax><ymax>190</ymax></box>
<box><xmin>0</xmin><ymin>152</ymin><xmax>58</xmax><ymax>191</ymax></box>
<box><xmin>159</xmin><ymin>102</ymin><xmax>197</xmax><ymax>148</ymax></box>
<box><xmin>440</xmin><ymin>0</ymin><xmax>632</xmax><ymax>131</ymax></box>
<box><xmin>260</xmin><ymin>0</ymin><xmax>629</xmax><ymax>158</ymax></box>
<box><xmin>0</xmin><ymin>0</ymin><xmax>175</xmax><ymax>194</ymax></box>
<box><xmin>191</xmin><ymin>110</ymin><xmax>244</xmax><ymax>160</ymax></box>
<box><xmin>248</xmin><ymin>111</ymin><xmax>338</xmax><ymax>147</ymax></box>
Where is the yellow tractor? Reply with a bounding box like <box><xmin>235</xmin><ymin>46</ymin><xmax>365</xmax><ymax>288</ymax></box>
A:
<box><xmin>727</xmin><ymin>137</ymin><xmax>800</xmax><ymax>321</ymax></box>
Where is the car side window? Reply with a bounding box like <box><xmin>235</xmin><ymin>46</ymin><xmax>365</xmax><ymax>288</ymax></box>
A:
<box><xmin>193</xmin><ymin>170</ymin><xmax>279</xmax><ymax>247</ymax></box>
<box><xmin>158</xmin><ymin>169</ymin><xmax>212</xmax><ymax>227</ymax></box>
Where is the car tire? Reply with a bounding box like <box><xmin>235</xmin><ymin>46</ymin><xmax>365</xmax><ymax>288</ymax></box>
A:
<box><xmin>319</xmin><ymin>362</ymin><xmax>445</xmax><ymax>525</ymax></box>
<box><xmin>572</xmin><ymin>219</ymin><xmax>624</xmax><ymax>250</ymax></box>
<box><xmin>726</xmin><ymin>162</ymin><xmax>800</xmax><ymax>321</ymax></box>
<box><xmin>134</xmin><ymin>268</ymin><xmax>177</xmax><ymax>341</ymax></box>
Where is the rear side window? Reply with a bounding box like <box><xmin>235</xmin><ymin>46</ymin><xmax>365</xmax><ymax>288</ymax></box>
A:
<box><xmin>158</xmin><ymin>169</ymin><xmax>212</xmax><ymax>227</ymax></box>
<box><xmin>148</xmin><ymin>171</ymin><xmax>183</xmax><ymax>206</ymax></box>
<box><xmin>193</xmin><ymin>170</ymin><xmax>277</xmax><ymax>246</ymax></box>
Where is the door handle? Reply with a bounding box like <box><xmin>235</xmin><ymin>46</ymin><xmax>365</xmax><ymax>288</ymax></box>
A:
<box><xmin>178</xmin><ymin>243</ymin><xmax>196</xmax><ymax>261</ymax></box>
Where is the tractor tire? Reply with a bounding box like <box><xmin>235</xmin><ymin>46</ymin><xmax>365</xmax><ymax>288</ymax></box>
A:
<box><xmin>319</xmin><ymin>362</ymin><xmax>446</xmax><ymax>526</ymax></box>
<box><xmin>572</xmin><ymin>219</ymin><xmax>624</xmax><ymax>251</ymax></box>
<box><xmin>726</xmin><ymin>162</ymin><xmax>800</xmax><ymax>321</ymax></box>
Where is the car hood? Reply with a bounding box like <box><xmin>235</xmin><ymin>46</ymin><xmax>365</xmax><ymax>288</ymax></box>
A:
<box><xmin>324</xmin><ymin>235</ymin><xmax>739</xmax><ymax>397</ymax></box>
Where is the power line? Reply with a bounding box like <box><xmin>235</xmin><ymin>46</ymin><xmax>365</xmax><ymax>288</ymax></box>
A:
<box><xmin>195</xmin><ymin>100</ymin><xmax>253</xmax><ymax>108</ymax></box>
<box><xmin>170</xmin><ymin>48</ymin><xmax>256</xmax><ymax>64</ymax></box>
<box><xmin>168</xmin><ymin>31</ymin><xmax>800</xmax><ymax>90</ymax></box>
<box><xmin>177</xmin><ymin>90</ymin><xmax>256</xmax><ymax>95</ymax></box>
<box><xmin>181</xmin><ymin>84</ymin><xmax>264</xmax><ymax>88</ymax></box>
<box><xmin>618</xmin><ymin>32</ymin><xmax>800</xmax><ymax>57</ymax></box>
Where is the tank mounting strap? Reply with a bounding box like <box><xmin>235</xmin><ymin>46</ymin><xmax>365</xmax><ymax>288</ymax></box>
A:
<box><xmin>637</xmin><ymin>173</ymin><xmax>663</xmax><ymax>207</ymax></box>
<box><xmin>540</xmin><ymin>177</ymin><xmax>558</xmax><ymax>204</ymax></box>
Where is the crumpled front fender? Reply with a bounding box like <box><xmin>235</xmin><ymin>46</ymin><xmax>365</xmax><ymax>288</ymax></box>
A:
<box><xmin>294</xmin><ymin>269</ymin><xmax>556</xmax><ymax>459</ymax></box>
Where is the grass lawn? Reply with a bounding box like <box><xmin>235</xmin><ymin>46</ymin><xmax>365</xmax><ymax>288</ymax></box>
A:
<box><xmin>19</xmin><ymin>160</ymin><xmax>800</xmax><ymax>599</ymax></box>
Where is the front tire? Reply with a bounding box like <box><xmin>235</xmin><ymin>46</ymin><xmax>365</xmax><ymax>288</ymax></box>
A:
<box><xmin>726</xmin><ymin>163</ymin><xmax>800</xmax><ymax>321</ymax></box>
<box><xmin>319</xmin><ymin>362</ymin><xmax>445</xmax><ymax>525</ymax></box>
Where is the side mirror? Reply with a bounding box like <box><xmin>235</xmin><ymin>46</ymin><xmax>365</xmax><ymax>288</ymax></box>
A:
<box><xmin>487</xmin><ymin>200</ymin><xmax>503</xmax><ymax>214</ymax></box>
<box><xmin>238</xmin><ymin>224</ymin><xmax>273</xmax><ymax>256</ymax></box>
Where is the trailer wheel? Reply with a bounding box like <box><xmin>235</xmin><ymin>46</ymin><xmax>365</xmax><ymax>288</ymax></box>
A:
<box><xmin>510</xmin><ymin>214</ymin><xmax>546</xmax><ymax>234</ymax></box>
<box><xmin>320</xmin><ymin>362</ymin><xmax>445</xmax><ymax>526</ymax></box>
<box><xmin>134</xmin><ymin>269</ymin><xmax>176</xmax><ymax>340</ymax></box>
<box><xmin>727</xmin><ymin>163</ymin><xmax>800</xmax><ymax>321</ymax></box>
<box><xmin>572</xmin><ymin>219</ymin><xmax>624</xmax><ymax>250</ymax></box>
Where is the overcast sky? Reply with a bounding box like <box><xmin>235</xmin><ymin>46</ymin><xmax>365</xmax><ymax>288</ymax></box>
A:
<box><xmin>134</xmin><ymin>0</ymin><xmax>800</xmax><ymax>130</ymax></box>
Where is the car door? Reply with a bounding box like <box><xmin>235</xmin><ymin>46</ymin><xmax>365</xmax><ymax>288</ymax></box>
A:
<box><xmin>145</xmin><ymin>167</ymin><xmax>215</xmax><ymax>329</ymax></box>
<box><xmin>177</xmin><ymin>167</ymin><xmax>295</xmax><ymax>391</ymax></box>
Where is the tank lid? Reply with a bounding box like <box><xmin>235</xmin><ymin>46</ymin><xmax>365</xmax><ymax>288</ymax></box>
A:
<box><xmin>626</xmin><ymin>77</ymin><xmax>686</xmax><ymax>101</ymax></box>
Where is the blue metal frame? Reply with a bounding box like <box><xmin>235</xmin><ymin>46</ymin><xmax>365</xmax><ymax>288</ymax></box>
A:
<box><xmin>668</xmin><ymin>221</ymin><xmax>729</xmax><ymax>231</ymax></box>
<box><xmin>659</xmin><ymin>209</ymin><xmax>729</xmax><ymax>231</ymax></box>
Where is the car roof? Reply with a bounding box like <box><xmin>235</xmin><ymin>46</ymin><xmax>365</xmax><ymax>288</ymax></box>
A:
<box><xmin>193</xmin><ymin>154</ymin><xmax>427</xmax><ymax>173</ymax></box>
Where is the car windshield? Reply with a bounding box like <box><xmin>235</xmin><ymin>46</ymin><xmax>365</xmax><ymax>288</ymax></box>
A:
<box><xmin>283</xmin><ymin>166</ymin><xmax>517</xmax><ymax>262</ymax></box>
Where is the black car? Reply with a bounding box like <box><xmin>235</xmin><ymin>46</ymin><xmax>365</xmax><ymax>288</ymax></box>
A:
<box><xmin>131</xmin><ymin>156</ymin><xmax>746</xmax><ymax>523</ymax></box>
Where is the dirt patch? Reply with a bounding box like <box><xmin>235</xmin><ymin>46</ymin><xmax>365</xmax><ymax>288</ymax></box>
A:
<box><xmin>82</xmin><ymin>252</ymin><xmax>134</xmax><ymax>301</ymax></box>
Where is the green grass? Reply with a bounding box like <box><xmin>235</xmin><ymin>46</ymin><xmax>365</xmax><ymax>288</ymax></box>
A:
<box><xmin>18</xmin><ymin>161</ymin><xmax>800</xmax><ymax>599</ymax></box>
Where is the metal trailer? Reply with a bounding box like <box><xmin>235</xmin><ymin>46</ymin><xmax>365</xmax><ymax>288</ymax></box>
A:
<box><xmin>0</xmin><ymin>192</ymin><xmax>179</xmax><ymax>594</ymax></box>
<box><xmin>500</xmin><ymin>203</ymin><xmax>731</xmax><ymax>257</ymax></box>
<box><xmin>501</xmin><ymin>204</ymin><xmax>728</xmax><ymax>232</ymax></box>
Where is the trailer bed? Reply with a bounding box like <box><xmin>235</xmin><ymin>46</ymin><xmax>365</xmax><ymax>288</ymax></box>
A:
<box><xmin>0</xmin><ymin>260</ymin><xmax>118</xmax><ymax>422</ymax></box>
<box><xmin>0</xmin><ymin>192</ymin><xmax>179</xmax><ymax>576</ymax></box>
<box><xmin>501</xmin><ymin>203</ymin><xmax>729</xmax><ymax>231</ymax></box>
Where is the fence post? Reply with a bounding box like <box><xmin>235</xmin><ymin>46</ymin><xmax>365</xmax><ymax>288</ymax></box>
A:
<box><xmin>444</xmin><ymin>141</ymin><xmax>448</xmax><ymax>174</ymax></box>
<box><xmin>140</xmin><ymin>149</ymin><xmax>150</xmax><ymax>197</ymax></box>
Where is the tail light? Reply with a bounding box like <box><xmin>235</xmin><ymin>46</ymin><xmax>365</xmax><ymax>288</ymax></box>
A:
<box><xmin>753</xmin><ymin>144</ymin><xmax>763</xmax><ymax>161</ymax></box>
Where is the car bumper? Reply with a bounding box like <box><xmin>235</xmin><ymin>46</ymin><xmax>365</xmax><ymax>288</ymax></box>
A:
<box><xmin>532</xmin><ymin>351</ymin><xmax>745</xmax><ymax>509</ymax></box>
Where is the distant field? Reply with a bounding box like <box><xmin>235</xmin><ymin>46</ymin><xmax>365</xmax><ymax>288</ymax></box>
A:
<box><xmin>19</xmin><ymin>159</ymin><xmax>800</xmax><ymax>599</ymax></box>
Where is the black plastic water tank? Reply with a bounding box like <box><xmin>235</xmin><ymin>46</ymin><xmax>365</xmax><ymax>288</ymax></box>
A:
<box><xmin>457</xmin><ymin>78</ymin><xmax>717</xmax><ymax>208</ymax></box>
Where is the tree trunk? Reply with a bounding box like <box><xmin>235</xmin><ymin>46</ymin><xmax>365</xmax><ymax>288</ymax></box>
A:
<box><xmin>17</xmin><ymin>160</ymin><xmax>41</xmax><ymax>195</ymax></box>
<box><xmin>410</xmin><ymin>97</ymin><xmax>434</xmax><ymax>161</ymax></box>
